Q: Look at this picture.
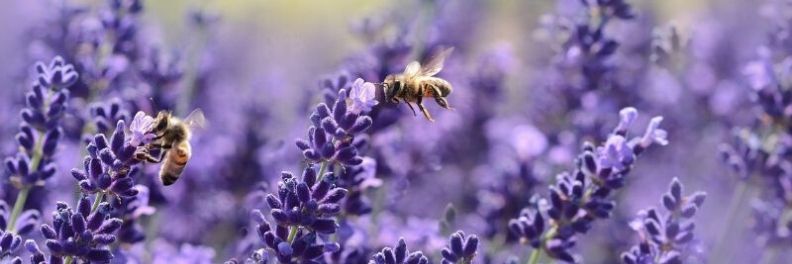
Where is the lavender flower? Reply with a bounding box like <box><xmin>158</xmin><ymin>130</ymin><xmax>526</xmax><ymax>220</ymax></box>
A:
<box><xmin>247</xmin><ymin>167</ymin><xmax>344</xmax><ymax>263</ymax></box>
<box><xmin>5</xmin><ymin>57</ymin><xmax>77</xmax><ymax>188</ymax></box>
<box><xmin>70</xmin><ymin>120</ymin><xmax>143</xmax><ymax>199</ymax></box>
<box><xmin>87</xmin><ymin>98</ymin><xmax>129</xmax><ymax>136</ymax></box>
<box><xmin>296</xmin><ymin>88</ymin><xmax>374</xmax><ymax>166</ymax></box>
<box><xmin>621</xmin><ymin>178</ymin><xmax>707</xmax><ymax>264</ymax></box>
<box><xmin>369</xmin><ymin>238</ymin><xmax>429</xmax><ymax>264</ymax></box>
<box><xmin>0</xmin><ymin>201</ymin><xmax>37</xmax><ymax>263</ymax></box>
<box><xmin>348</xmin><ymin>78</ymin><xmax>379</xmax><ymax>115</ymax></box>
<box><xmin>715</xmin><ymin>6</ymin><xmax>792</xmax><ymax>257</ymax></box>
<box><xmin>509</xmin><ymin>107</ymin><xmax>667</xmax><ymax>263</ymax></box>
<box><xmin>128</xmin><ymin>111</ymin><xmax>156</xmax><ymax>146</ymax></box>
<box><xmin>33</xmin><ymin>197</ymin><xmax>123</xmax><ymax>263</ymax></box>
<box><xmin>265</xmin><ymin>168</ymin><xmax>347</xmax><ymax>234</ymax></box>
<box><xmin>108</xmin><ymin>184</ymin><xmax>154</xmax><ymax>244</ymax></box>
<box><xmin>440</xmin><ymin>231</ymin><xmax>479</xmax><ymax>264</ymax></box>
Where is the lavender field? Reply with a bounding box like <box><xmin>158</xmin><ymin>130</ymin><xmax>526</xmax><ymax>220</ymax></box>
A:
<box><xmin>0</xmin><ymin>0</ymin><xmax>790</xmax><ymax>263</ymax></box>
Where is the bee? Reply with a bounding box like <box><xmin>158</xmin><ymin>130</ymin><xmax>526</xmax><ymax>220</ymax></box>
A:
<box><xmin>382</xmin><ymin>47</ymin><xmax>454</xmax><ymax>122</ymax></box>
<box><xmin>141</xmin><ymin>109</ymin><xmax>206</xmax><ymax>186</ymax></box>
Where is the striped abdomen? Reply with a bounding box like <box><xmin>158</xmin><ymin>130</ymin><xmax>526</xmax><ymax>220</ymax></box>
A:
<box><xmin>159</xmin><ymin>140</ymin><xmax>191</xmax><ymax>186</ymax></box>
<box><xmin>420</xmin><ymin>77</ymin><xmax>452</xmax><ymax>97</ymax></box>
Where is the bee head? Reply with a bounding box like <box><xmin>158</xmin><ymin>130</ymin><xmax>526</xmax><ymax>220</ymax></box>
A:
<box><xmin>389</xmin><ymin>80</ymin><xmax>402</xmax><ymax>102</ymax></box>
<box><xmin>153</xmin><ymin>111</ymin><xmax>171</xmax><ymax>132</ymax></box>
<box><xmin>382</xmin><ymin>77</ymin><xmax>401</xmax><ymax>103</ymax></box>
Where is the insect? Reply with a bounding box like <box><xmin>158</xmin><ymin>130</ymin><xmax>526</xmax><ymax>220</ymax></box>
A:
<box><xmin>139</xmin><ymin>109</ymin><xmax>206</xmax><ymax>186</ymax></box>
<box><xmin>382</xmin><ymin>47</ymin><xmax>454</xmax><ymax>122</ymax></box>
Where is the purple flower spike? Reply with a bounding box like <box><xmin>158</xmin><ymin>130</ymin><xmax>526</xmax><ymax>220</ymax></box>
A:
<box><xmin>622</xmin><ymin>178</ymin><xmax>706</xmax><ymax>264</ymax></box>
<box><xmin>4</xmin><ymin>57</ymin><xmax>78</xmax><ymax>189</ymax></box>
<box><xmin>369</xmin><ymin>238</ymin><xmax>429</xmax><ymax>264</ymax></box>
<box><xmin>509</xmin><ymin>107</ymin><xmax>666</xmax><ymax>263</ymax></box>
<box><xmin>441</xmin><ymin>231</ymin><xmax>479</xmax><ymax>264</ymax></box>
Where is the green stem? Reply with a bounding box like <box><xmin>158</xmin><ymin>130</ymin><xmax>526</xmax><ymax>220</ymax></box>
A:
<box><xmin>9</xmin><ymin>129</ymin><xmax>45</xmax><ymax>233</ymax></box>
<box><xmin>7</xmin><ymin>187</ymin><xmax>32</xmax><ymax>233</ymax></box>
<box><xmin>711</xmin><ymin>181</ymin><xmax>751</xmax><ymax>263</ymax></box>
<box><xmin>92</xmin><ymin>192</ymin><xmax>105</xmax><ymax>212</ymax></box>
<box><xmin>525</xmin><ymin>224</ymin><xmax>557</xmax><ymax>264</ymax></box>
<box><xmin>314</xmin><ymin>161</ymin><xmax>330</xmax><ymax>183</ymax></box>
<box><xmin>527</xmin><ymin>249</ymin><xmax>543</xmax><ymax>264</ymax></box>
<box><xmin>64</xmin><ymin>256</ymin><xmax>73</xmax><ymax>264</ymax></box>
<box><xmin>286</xmin><ymin>225</ymin><xmax>299</xmax><ymax>243</ymax></box>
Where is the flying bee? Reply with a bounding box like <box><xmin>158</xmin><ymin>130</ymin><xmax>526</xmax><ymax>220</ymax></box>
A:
<box><xmin>382</xmin><ymin>47</ymin><xmax>454</xmax><ymax>122</ymax></box>
<box><xmin>139</xmin><ymin>109</ymin><xmax>206</xmax><ymax>186</ymax></box>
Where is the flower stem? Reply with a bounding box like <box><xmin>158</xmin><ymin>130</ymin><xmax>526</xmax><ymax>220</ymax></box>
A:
<box><xmin>711</xmin><ymin>181</ymin><xmax>751</xmax><ymax>263</ymax></box>
<box><xmin>526</xmin><ymin>224</ymin><xmax>557</xmax><ymax>264</ymax></box>
<box><xmin>92</xmin><ymin>192</ymin><xmax>105</xmax><ymax>212</ymax></box>
<box><xmin>314</xmin><ymin>161</ymin><xmax>330</xmax><ymax>183</ymax></box>
<box><xmin>7</xmin><ymin>186</ymin><xmax>31</xmax><ymax>233</ymax></box>
<box><xmin>527</xmin><ymin>249</ymin><xmax>543</xmax><ymax>264</ymax></box>
<box><xmin>287</xmin><ymin>225</ymin><xmax>299</xmax><ymax>243</ymax></box>
<box><xmin>64</xmin><ymin>256</ymin><xmax>73</xmax><ymax>264</ymax></box>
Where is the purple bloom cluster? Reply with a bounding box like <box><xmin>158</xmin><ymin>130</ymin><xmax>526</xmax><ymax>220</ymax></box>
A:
<box><xmin>5</xmin><ymin>57</ymin><xmax>77</xmax><ymax>188</ymax></box>
<box><xmin>621</xmin><ymin>178</ymin><xmax>706</xmax><ymax>264</ymax></box>
<box><xmin>440</xmin><ymin>231</ymin><xmax>479</xmax><ymax>264</ymax></box>
<box><xmin>249</xmin><ymin>194</ymin><xmax>342</xmax><ymax>263</ymax></box>
<box><xmin>7</xmin><ymin>0</ymin><xmax>792</xmax><ymax>263</ymax></box>
<box><xmin>509</xmin><ymin>107</ymin><xmax>666</xmax><ymax>263</ymax></box>
<box><xmin>266</xmin><ymin>168</ymin><xmax>346</xmax><ymax>234</ymax></box>
<box><xmin>369</xmin><ymin>238</ymin><xmax>429</xmax><ymax>264</ymax></box>
<box><xmin>296</xmin><ymin>87</ymin><xmax>373</xmax><ymax>166</ymax></box>
<box><xmin>70</xmin><ymin>120</ymin><xmax>142</xmax><ymax>199</ymax></box>
<box><xmin>29</xmin><ymin>197</ymin><xmax>122</xmax><ymax>263</ymax></box>
<box><xmin>87</xmin><ymin>99</ymin><xmax>129</xmax><ymax>136</ymax></box>
<box><xmin>0</xmin><ymin>201</ymin><xmax>37</xmax><ymax>262</ymax></box>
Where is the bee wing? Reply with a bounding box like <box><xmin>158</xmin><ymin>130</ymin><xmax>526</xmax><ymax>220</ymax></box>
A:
<box><xmin>403</xmin><ymin>61</ymin><xmax>421</xmax><ymax>77</ymax></box>
<box><xmin>419</xmin><ymin>47</ymin><xmax>454</xmax><ymax>77</ymax></box>
<box><xmin>183</xmin><ymin>108</ymin><xmax>207</xmax><ymax>130</ymax></box>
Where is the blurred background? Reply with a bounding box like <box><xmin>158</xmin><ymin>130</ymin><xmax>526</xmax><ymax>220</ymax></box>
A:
<box><xmin>1</xmin><ymin>0</ymin><xmax>790</xmax><ymax>263</ymax></box>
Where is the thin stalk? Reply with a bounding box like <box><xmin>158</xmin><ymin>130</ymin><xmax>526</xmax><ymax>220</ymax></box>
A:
<box><xmin>314</xmin><ymin>161</ymin><xmax>330</xmax><ymax>183</ymax></box>
<box><xmin>286</xmin><ymin>225</ymin><xmax>299</xmax><ymax>243</ymax></box>
<box><xmin>526</xmin><ymin>225</ymin><xmax>557</xmax><ymax>264</ymax></box>
<box><xmin>64</xmin><ymin>256</ymin><xmax>73</xmax><ymax>264</ymax></box>
<box><xmin>92</xmin><ymin>192</ymin><xmax>105</xmax><ymax>212</ymax></box>
<box><xmin>8</xmin><ymin>128</ymin><xmax>45</xmax><ymax>233</ymax></box>
<box><xmin>7</xmin><ymin>187</ymin><xmax>31</xmax><ymax>233</ymax></box>
<box><xmin>527</xmin><ymin>249</ymin><xmax>543</xmax><ymax>264</ymax></box>
<box><xmin>711</xmin><ymin>181</ymin><xmax>751</xmax><ymax>263</ymax></box>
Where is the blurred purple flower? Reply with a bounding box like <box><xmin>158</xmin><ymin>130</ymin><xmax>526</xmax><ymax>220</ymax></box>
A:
<box><xmin>347</xmin><ymin>78</ymin><xmax>379</xmax><ymax>114</ymax></box>
<box><xmin>638</xmin><ymin>117</ymin><xmax>668</xmax><ymax>148</ymax></box>
<box><xmin>128</xmin><ymin>111</ymin><xmax>156</xmax><ymax>146</ymax></box>
<box><xmin>622</xmin><ymin>178</ymin><xmax>707</xmax><ymax>264</ymax></box>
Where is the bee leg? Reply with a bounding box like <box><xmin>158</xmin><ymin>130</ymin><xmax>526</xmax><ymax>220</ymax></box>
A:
<box><xmin>435</xmin><ymin>97</ymin><xmax>452</xmax><ymax>110</ymax></box>
<box><xmin>431</xmin><ymin>86</ymin><xmax>452</xmax><ymax>109</ymax></box>
<box><xmin>417</xmin><ymin>102</ymin><xmax>434</xmax><ymax>122</ymax></box>
<box><xmin>415</xmin><ymin>94</ymin><xmax>434</xmax><ymax>122</ymax></box>
<box><xmin>403</xmin><ymin>100</ymin><xmax>418</xmax><ymax>116</ymax></box>
<box><xmin>148</xmin><ymin>143</ymin><xmax>173</xmax><ymax>150</ymax></box>
<box><xmin>135</xmin><ymin>149</ymin><xmax>164</xmax><ymax>163</ymax></box>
